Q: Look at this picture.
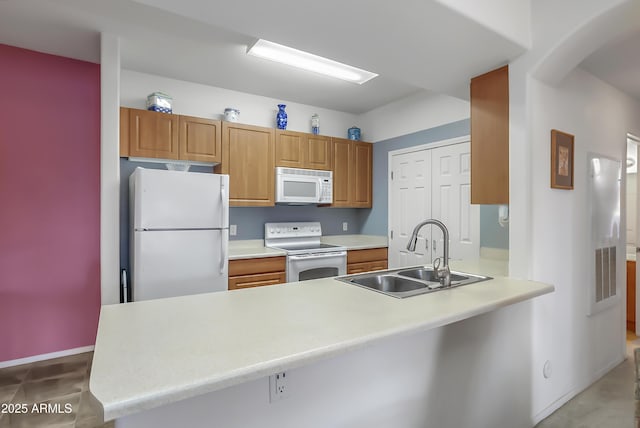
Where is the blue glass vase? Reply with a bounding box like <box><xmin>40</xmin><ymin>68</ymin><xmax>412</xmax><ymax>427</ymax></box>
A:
<box><xmin>276</xmin><ymin>104</ymin><xmax>288</xmax><ymax>130</ymax></box>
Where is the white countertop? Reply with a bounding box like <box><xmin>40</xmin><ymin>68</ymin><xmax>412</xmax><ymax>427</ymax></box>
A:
<box><xmin>90</xmin><ymin>262</ymin><xmax>552</xmax><ymax>422</ymax></box>
<box><xmin>228</xmin><ymin>235</ymin><xmax>387</xmax><ymax>260</ymax></box>
<box><xmin>228</xmin><ymin>239</ymin><xmax>286</xmax><ymax>260</ymax></box>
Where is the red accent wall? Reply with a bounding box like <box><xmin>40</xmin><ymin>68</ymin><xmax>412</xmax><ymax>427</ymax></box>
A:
<box><xmin>0</xmin><ymin>44</ymin><xmax>101</xmax><ymax>362</ymax></box>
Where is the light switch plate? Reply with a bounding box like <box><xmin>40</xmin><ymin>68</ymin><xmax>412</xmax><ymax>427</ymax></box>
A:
<box><xmin>230</xmin><ymin>225</ymin><xmax>237</xmax><ymax>236</ymax></box>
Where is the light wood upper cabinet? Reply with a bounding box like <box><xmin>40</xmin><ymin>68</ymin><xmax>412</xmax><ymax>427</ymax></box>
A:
<box><xmin>470</xmin><ymin>65</ymin><xmax>509</xmax><ymax>204</ymax></box>
<box><xmin>306</xmin><ymin>135</ymin><xmax>332</xmax><ymax>170</ymax></box>
<box><xmin>128</xmin><ymin>108</ymin><xmax>179</xmax><ymax>160</ymax></box>
<box><xmin>216</xmin><ymin>122</ymin><xmax>275</xmax><ymax>206</ymax></box>
<box><xmin>275</xmin><ymin>130</ymin><xmax>305</xmax><ymax>168</ymax></box>
<box><xmin>178</xmin><ymin>115</ymin><xmax>222</xmax><ymax>163</ymax></box>
<box><xmin>275</xmin><ymin>130</ymin><xmax>332</xmax><ymax>170</ymax></box>
<box><xmin>352</xmin><ymin>141</ymin><xmax>373</xmax><ymax>208</ymax></box>
<box><xmin>122</xmin><ymin>108</ymin><xmax>221</xmax><ymax>163</ymax></box>
<box><xmin>331</xmin><ymin>138</ymin><xmax>352</xmax><ymax>207</ymax></box>
<box><xmin>120</xmin><ymin>107</ymin><xmax>129</xmax><ymax>157</ymax></box>
<box><xmin>330</xmin><ymin>137</ymin><xmax>372</xmax><ymax>208</ymax></box>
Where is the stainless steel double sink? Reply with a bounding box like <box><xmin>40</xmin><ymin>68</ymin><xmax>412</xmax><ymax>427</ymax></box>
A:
<box><xmin>336</xmin><ymin>266</ymin><xmax>491</xmax><ymax>298</ymax></box>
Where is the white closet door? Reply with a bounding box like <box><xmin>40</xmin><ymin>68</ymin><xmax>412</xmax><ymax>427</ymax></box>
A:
<box><xmin>389</xmin><ymin>150</ymin><xmax>432</xmax><ymax>268</ymax></box>
<box><xmin>431</xmin><ymin>142</ymin><xmax>480</xmax><ymax>261</ymax></box>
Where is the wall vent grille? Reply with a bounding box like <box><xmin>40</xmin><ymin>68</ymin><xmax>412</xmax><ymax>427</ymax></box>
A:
<box><xmin>594</xmin><ymin>246</ymin><xmax>617</xmax><ymax>303</ymax></box>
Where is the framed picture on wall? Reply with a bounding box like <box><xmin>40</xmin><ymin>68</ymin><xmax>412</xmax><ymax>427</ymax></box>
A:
<box><xmin>551</xmin><ymin>129</ymin><xmax>575</xmax><ymax>190</ymax></box>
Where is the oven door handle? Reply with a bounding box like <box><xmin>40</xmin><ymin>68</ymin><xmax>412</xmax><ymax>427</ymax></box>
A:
<box><xmin>288</xmin><ymin>251</ymin><xmax>347</xmax><ymax>261</ymax></box>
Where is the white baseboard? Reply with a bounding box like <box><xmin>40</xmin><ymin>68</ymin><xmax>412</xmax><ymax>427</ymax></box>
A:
<box><xmin>0</xmin><ymin>345</ymin><xmax>95</xmax><ymax>369</ymax></box>
<box><xmin>531</xmin><ymin>355</ymin><xmax>625</xmax><ymax>425</ymax></box>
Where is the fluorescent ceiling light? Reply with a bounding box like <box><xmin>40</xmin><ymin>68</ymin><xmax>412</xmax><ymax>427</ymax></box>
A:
<box><xmin>247</xmin><ymin>39</ymin><xmax>378</xmax><ymax>84</ymax></box>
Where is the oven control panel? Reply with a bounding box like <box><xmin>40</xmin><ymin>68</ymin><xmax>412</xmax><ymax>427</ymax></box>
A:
<box><xmin>265</xmin><ymin>222</ymin><xmax>322</xmax><ymax>239</ymax></box>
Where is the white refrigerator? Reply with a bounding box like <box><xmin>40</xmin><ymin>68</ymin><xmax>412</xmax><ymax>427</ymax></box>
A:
<box><xmin>129</xmin><ymin>168</ymin><xmax>229</xmax><ymax>301</ymax></box>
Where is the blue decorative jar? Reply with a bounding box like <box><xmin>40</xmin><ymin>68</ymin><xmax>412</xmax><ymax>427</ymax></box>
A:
<box><xmin>348</xmin><ymin>126</ymin><xmax>361</xmax><ymax>141</ymax></box>
<box><xmin>276</xmin><ymin>104</ymin><xmax>288</xmax><ymax>130</ymax></box>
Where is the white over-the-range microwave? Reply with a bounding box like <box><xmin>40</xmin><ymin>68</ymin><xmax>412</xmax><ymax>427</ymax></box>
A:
<box><xmin>275</xmin><ymin>167</ymin><xmax>333</xmax><ymax>205</ymax></box>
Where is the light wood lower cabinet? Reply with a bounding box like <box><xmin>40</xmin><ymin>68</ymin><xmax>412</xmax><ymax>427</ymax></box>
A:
<box><xmin>628</xmin><ymin>260</ymin><xmax>636</xmax><ymax>331</ymax></box>
<box><xmin>228</xmin><ymin>256</ymin><xmax>286</xmax><ymax>290</ymax></box>
<box><xmin>347</xmin><ymin>248</ymin><xmax>388</xmax><ymax>274</ymax></box>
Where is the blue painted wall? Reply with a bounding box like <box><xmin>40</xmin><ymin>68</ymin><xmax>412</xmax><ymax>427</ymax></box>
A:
<box><xmin>480</xmin><ymin>205</ymin><xmax>510</xmax><ymax>249</ymax></box>
<box><xmin>229</xmin><ymin>206</ymin><xmax>363</xmax><ymax>240</ymax></box>
<box><xmin>359</xmin><ymin>119</ymin><xmax>509</xmax><ymax>249</ymax></box>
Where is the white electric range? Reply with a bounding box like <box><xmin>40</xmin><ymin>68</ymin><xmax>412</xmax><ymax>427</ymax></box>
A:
<box><xmin>264</xmin><ymin>222</ymin><xmax>347</xmax><ymax>282</ymax></box>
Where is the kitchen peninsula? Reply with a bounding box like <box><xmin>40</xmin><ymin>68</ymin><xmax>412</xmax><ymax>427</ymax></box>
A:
<box><xmin>89</xmin><ymin>262</ymin><xmax>553</xmax><ymax>428</ymax></box>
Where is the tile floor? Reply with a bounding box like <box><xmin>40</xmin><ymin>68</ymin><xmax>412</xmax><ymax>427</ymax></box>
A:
<box><xmin>0</xmin><ymin>334</ymin><xmax>637</xmax><ymax>428</ymax></box>
<box><xmin>0</xmin><ymin>352</ymin><xmax>112</xmax><ymax>428</ymax></box>
<box><xmin>535</xmin><ymin>330</ymin><xmax>639</xmax><ymax>428</ymax></box>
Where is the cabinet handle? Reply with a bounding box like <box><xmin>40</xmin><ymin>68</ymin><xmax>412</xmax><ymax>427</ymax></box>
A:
<box><xmin>433</xmin><ymin>240</ymin><xmax>436</xmax><ymax>252</ymax></box>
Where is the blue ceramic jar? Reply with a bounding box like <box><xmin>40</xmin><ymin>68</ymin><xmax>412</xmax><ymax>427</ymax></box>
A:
<box><xmin>348</xmin><ymin>126</ymin><xmax>361</xmax><ymax>141</ymax></box>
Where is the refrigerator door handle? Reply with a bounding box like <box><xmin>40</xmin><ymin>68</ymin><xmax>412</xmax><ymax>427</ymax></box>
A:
<box><xmin>221</xmin><ymin>179</ymin><xmax>229</xmax><ymax>227</ymax></box>
<box><xmin>220</xmin><ymin>229</ymin><xmax>229</xmax><ymax>275</ymax></box>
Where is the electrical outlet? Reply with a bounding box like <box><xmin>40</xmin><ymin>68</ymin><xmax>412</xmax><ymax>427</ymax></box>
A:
<box><xmin>342</xmin><ymin>222</ymin><xmax>348</xmax><ymax>231</ymax></box>
<box><xmin>269</xmin><ymin>371</ymin><xmax>289</xmax><ymax>402</ymax></box>
<box><xmin>230</xmin><ymin>225</ymin><xmax>237</xmax><ymax>236</ymax></box>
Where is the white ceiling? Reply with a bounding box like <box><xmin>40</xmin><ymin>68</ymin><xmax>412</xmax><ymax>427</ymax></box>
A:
<box><xmin>0</xmin><ymin>0</ymin><xmax>637</xmax><ymax>114</ymax></box>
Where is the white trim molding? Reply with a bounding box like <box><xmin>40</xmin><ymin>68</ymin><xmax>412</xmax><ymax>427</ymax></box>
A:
<box><xmin>0</xmin><ymin>346</ymin><xmax>95</xmax><ymax>369</ymax></box>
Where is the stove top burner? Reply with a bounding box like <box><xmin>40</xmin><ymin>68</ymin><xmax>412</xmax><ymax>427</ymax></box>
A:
<box><xmin>264</xmin><ymin>222</ymin><xmax>346</xmax><ymax>255</ymax></box>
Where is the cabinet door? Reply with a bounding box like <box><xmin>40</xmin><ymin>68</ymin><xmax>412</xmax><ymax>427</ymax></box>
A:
<box><xmin>306</xmin><ymin>135</ymin><xmax>332</xmax><ymax>170</ymax></box>
<box><xmin>275</xmin><ymin>130</ymin><xmax>305</xmax><ymax>168</ymax></box>
<box><xmin>120</xmin><ymin>107</ymin><xmax>129</xmax><ymax>157</ymax></box>
<box><xmin>179</xmin><ymin>115</ymin><xmax>222</xmax><ymax>163</ymax></box>
<box><xmin>628</xmin><ymin>260</ymin><xmax>636</xmax><ymax>330</ymax></box>
<box><xmin>351</xmin><ymin>142</ymin><xmax>373</xmax><ymax>208</ymax></box>
<box><xmin>331</xmin><ymin>138</ymin><xmax>352</xmax><ymax>207</ymax></box>
<box><xmin>470</xmin><ymin>65</ymin><xmax>509</xmax><ymax>204</ymax></box>
<box><xmin>128</xmin><ymin>108</ymin><xmax>179</xmax><ymax>160</ymax></box>
<box><xmin>218</xmin><ymin>123</ymin><xmax>275</xmax><ymax>206</ymax></box>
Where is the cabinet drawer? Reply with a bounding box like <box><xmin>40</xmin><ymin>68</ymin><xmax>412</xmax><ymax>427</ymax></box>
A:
<box><xmin>347</xmin><ymin>260</ymin><xmax>388</xmax><ymax>275</ymax></box>
<box><xmin>229</xmin><ymin>256</ymin><xmax>286</xmax><ymax>276</ymax></box>
<box><xmin>228</xmin><ymin>272</ymin><xmax>286</xmax><ymax>290</ymax></box>
<box><xmin>347</xmin><ymin>248</ymin><xmax>388</xmax><ymax>264</ymax></box>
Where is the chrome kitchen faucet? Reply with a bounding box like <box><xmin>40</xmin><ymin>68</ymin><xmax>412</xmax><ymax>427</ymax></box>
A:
<box><xmin>406</xmin><ymin>219</ymin><xmax>451</xmax><ymax>287</ymax></box>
